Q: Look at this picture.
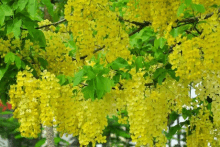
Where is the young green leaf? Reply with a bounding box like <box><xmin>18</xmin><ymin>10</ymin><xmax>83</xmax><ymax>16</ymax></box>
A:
<box><xmin>57</xmin><ymin>75</ymin><xmax>66</xmax><ymax>85</ymax></box>
<box><xmin>0</xmin><ymin>7</ymin><xmax>5</xmax><ymax>26</ymax></box>
<box><xmin>14</xmin><ymin>134</ymin><xmax>23</xmax><ymax>139</ymax></box>
<box><xmin>12</xmin><ymin>19</ymin><xmax>22</xmax><ymax>39</ymax></box>
<box><xmin>38</xmin><ymin>57</ymin><xmax>48</xmax><ymax>69</ymax></box>
<box><xmin>110</xmin><ymin>57</ymin><xmax>129</xmax><ymax>70</ymax></box>
<box><xmin>0</xmin><ymin>111</ymin><xmax>13</xmax><ymax>115</ymax></box>
<box><xmin>42</xmin><ymin>0</ymin><xmax>54</xmax><ymax>18</ymax></box>
<box><xmin>154</xmin><ymin>38</ymin><xmax>166</xmax><ymax>49</ymax></box>
<box><xmin>15</xmin><ymin>56</ymin><xmax>21</xmax><ymax>69</ymax></box>
<box><xmin>158</xmin><ymin>72</ymin><xmax>166</xmax><ymax>85</ymax></box>
<box><xmin>177</xmin><ymin>3</ymin><xmax>186</xmax><ymax>17</ymax></box>
<box><xmin>33</xmin><ymin>29</ymin><xmax>46</xmax><ymax>47</ymax></box>
<box><xmin>153</xmin><ymin>68</ymin><xmax>166</xmax><ymax>79</ymax></box>
<box><xmin>73</xmin><ymin>70</ymin><xmax>84</xmax><ymax>86</ymax></box>
<box><xmin>54</xmin><ymin>137</ymin><xmax>61</xmax><ymax>144</ymax></box>
<box><xmin>17</xmin><ymin>0</ymin><xmax>28</xmax><ymax>11</ymax></box>
<box><xmin>185</xmin><ymin>0</ymin><xmax>192</xmax><ymax>7</ymax></box>
<box><xmin>135</xmin><ymin>56</ymin><xmax>143</xmax><ymax>72</ymax></box>
<box><xmin>1</xmin><ymin>4</ymin><xmax>13</xmax><ymax>16</ymax></box>
<box><xmin>27</xmin><ymin>0</ymin><xmax>36</xmax><ymax>18</ymax></box>
<box><xmin>191</xmin><ymin>4</ymin><xmax>206</xmax><ymax>13</ymax></box>
<box><xmin>4</xmin><ymin>52</ymin><xmax>15</xmax><ymax>63</ymax></box>
<box><xmin>35</xmin><ymin>138</ymin><xmax>46</xmax><ymax>147</ymax></box>
<box><xmin>82</xmin><ymin>79</ymin><xmax>95</xmax><ymax>100</ymax></box>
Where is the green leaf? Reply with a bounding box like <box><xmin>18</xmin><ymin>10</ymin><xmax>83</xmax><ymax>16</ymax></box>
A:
<box><xmin>135</xmin><ymin>56</ymin><xmax>143</xmax><ymax>72</ymax></box>
<box><xmin>0</xmin><ymin>63</ymin><xmax>10</xmax><ymax>80</ymax></box>
<box><xmin>110</xmin><ymin>57</ymin><xmax>128</xmax><ymax>70</ymax></box>
<box><xmin>154</xmin><ymin>38</ymin><xmax>166</xmax><ymax>49</ymax></box>
<box><xmin>95</xmin><ymin>76</ymin><xmax>105</xmax><ymax>91</ymax></box>
<box><xmin>158</xmin><ymin>72</ymin><xmax>166</xmax><ymax>85</ymax></box>
<box><xmin>0</xmin><ymin>111</ymin><xmax>13</xmax><ymax>115</ymax></box>
<box><xmin>82</xmin><ymin>79</ymin><xmax>95</xmax><ymax>100</ymax></box>
<box><xmin>32</xmin><ymin>29</ymin><xmax>46</xmax><ymax>47</ymax></box>
<box><xmin>185</xmin><ymin>0</ymin><xmax>192</xmax><ymax>7</ymax></box>
<box><xmin>169</xmin><ymin>111</ymin><xmax>179</xmax><ymax>124</ymax></box>
<box><xmin>182</xmin><ymin>108</ymin><xmax>191</xmax><ymax>119</ymax></box>
<box><xmin>168</xmin><ymin>69</ymin><xmax>179</xmax><ymax>81</ymax></box>
<box><xmin>15</xmin><ymin>56</ymin><xmax>21</xmax><ymax>69</ymax></box>
<box><xmin>0</xmin><ymin>70</ymin><xmax>3</xmax><ymax>80</ymax></box>
<box><xmin>42</xmin><ymin>0</ymin><xmax>54</xmax><ymax>18</ymax></box>
<box><xmin>0</xmin><ymin>94</ymin><xmax>7</xmax><ymax>105</ymax></box>
<box><xmin>35</xmin><ymin>138</ymin><xmax>46</xmax><ymax>147</ymax></box>
<box><xmin>54</xmin><ymin>137</ymin><xmax>61</xmax><ymax>144</ymax></box>
<box><xmin>15</xmin><ymin>134</ymin><xmax>23</xmax><ymax>139</ymax></box>
<box><xmin>95</xmin><ymin>76</ymin><xmax>113</xmax><ymax>99</ymax></box>
<box><xmin>191</xmin><ymin>4</ymin><xmax>205</xmax><ymax>13</ymax></box>
<box><xmin>165</xmin><ymin>125</ymin><xmax>182</xmax><ymax>140</ymax></box>
<box><xmin>83</xmin><ymin>66</ymin><xmax>96</xmax><ymax>80</ymax></box>
<box><xmin>73</xmin><ymin>70</ymin><xmax>84</xmax><ymax>86</ymax></box>
<box><xmin>6</xmin><ymin>20</ymin><xmax>14</xmax><ymax>35</ymax></box>
<box><xmin>113</xmin><ymin>73</ymin><xmax>120</xmax><ymax>84</ymax></box>
<box><xmin>60</xmin><ymin>138</ymin><xmax>70</xmax><ymax>145</ymax></box>
<box><xmin>4</xmin><ymin>52</ymin><xmax>15</xmax><ymax>63</ymax></box>
<box><xmin>27</xmin><ymin>0</ymin><xmax>36</xmax><ymax>18</ymax></box>
<box><xmin>153</xmin><ymin>68</ymin><xmax>166</xmax><ymax>79</ymax></box>
<box><xmin>1</xmin><ymin>4</ymin><xmax>13</xmax><ymax>16</ymax></box>
<box><xmin>12</xmin><ymin>19</ymin><xmax>22</xmax><ymax>39</ymax></box>
<box><xmin>38</xmin><ymin>57</ymin><xmax>48</xmax><ymax>69</ymax></box>
<box><xmin>57</xmin><ymin>75</ymin><xmax>66</xmax><ymax>85</ymax></box>
<box><xmin>17</xmin><ymin>0</ymin><xmax>28</xmax><ymax>11</ymax></box>
<box><xmin>21</xmin><ymin>60</ymin><xmax>26</xmax><ymax>69</ymax></box>
<box><xmin>0</xmin><ymin>7</ymin><xmax>5</xmax><ymax>26</ymax></box>
<box><xmin>12</xmin><ymin>1</ymin><xmax>19</xmax><ymax>10</ymax></box>
<box><xmin>102</xmin><ymin>77</ymin><xmax>114</xmax><ymax>93</ymax></box>
<box><xmin>177</xmin><ymin>3</ymin><xmax>186</xmax><ymax>17</ymax></box>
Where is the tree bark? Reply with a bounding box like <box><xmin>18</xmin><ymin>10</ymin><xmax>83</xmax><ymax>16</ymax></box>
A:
<box><xmin>46</xmin><ymin>126</ymin><xmax>55</xmax><ymax>147</ymax></box>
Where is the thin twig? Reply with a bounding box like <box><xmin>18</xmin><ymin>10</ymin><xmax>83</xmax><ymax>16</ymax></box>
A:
<box><xmin>119</xmin><ymin>16</ymin><xmax>151</xmax><ymax>26</ymax></box>
<box><xmin>176</xmin><ymin>8</ymin><xmax>220</xmax><ymax>24</ymax></box>
<box><xmin>72</xmin><ymin>45</ymin><xmax>105</xmax><ymax>61</ymax></box>
<box><xmin>21</xmin><ymin>19</ymin><xmax>67</xmax><ymax>30</ymax></box>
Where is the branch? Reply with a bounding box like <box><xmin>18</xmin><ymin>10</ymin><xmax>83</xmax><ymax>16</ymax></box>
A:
<box><xmin>118</xmin><ymin>16</ymin><xmax>152</xmax><ymax>36</ymax></box>
<box><xmin>176</xmin><ymin>8</ymin><xmax>220</xmax><ymax>24</ymax></box>
<box><xmin>129</xmin><ymin>25</ymin><xmax>146</xmax><ymax>36</ymax></box>
<box><xmin>36</xmin><ymin>19</ymin><xmax>67</xmax><ymax>29</ymax></box>
<box><xmin>72</xmin><ymin>45</ymin><xmax>105</xmax><ymax>61</ymax></box>
<box><xmin>21</xmin><ymin>18</ymin><xmax>67</xmax><ymax>30</ymax></box>
<box><xmin>145</xmin><ymin>82</ymin><xmax>154</xmax><ymax>87</ymax></box>
<box><xmin>119</xmin><ymin>16</ymin><xmax>151</xmax><ymax>26</ymax></box>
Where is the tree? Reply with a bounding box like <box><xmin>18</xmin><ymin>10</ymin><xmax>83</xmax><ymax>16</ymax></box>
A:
<box><xmin>0</xmin><ymin>0</ymin><xmax>220</xmax><ymax>146</ymax></box>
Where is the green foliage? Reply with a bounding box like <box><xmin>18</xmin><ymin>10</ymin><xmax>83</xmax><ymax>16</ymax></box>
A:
<box><xmin>0</xmin><ymin>3</ymin><xmax>13</xmax><ymax>16</ymax></box>
<box><xmin>103</xmin><ymin>115</ymin><xmax>133</xmax><ymax>147</ymax></box>
<box><xmin>4</xmin><ymin>52</ymin><xmax>15</xmax><ymax>63</ymax></box>
<box><xmin>35</xmin><ymin>138</ymin><xmax>46</xmax><ymax>147</ymax></box>
<box><xmin>17</xmin><ymin>0</ymin><xmax>29</xmax><ymax>12</ymax></box>
<box><xmin>110</xmin><ymin>57</ymin><xmax>129</xmax><ymax>70</ymax></box>
<box><xmin>191</xmin><ymin>3</ymin><xmax>206</xmax><ymax>13</ymax></box>
<box><xmin>38</xmin><ymin>57</ymin><xmax>48</xmax><ymax>69</ymax></box>
<box><xmin>27</xmin><ymin>0</ymin><xmax>37</xmax><ymax>19</ymax></box>
<box><xmin>185</xmin><ymin>0</ymin><xmax>192</xmax><ymax>7</ymax></box>
<box><xmin>177</xmin><ymin>3</ymin><xmax>187</xmax><ymax>17</ymax></box>
<box><xmin>42</xmin><ymin>0</ymin><xmax>54</xmax><ymax>18</ymax></box>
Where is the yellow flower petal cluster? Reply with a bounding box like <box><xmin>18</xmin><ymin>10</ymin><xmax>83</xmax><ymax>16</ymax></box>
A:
<box><xmin>119</xmin><ymin>69</ymin><xmax>168</xmax><ymax>146</ymax></box>
<box><xmin>9</xmin><ymin>67</ymin><xmax>73</xmax><ymax>138</ymax></box>
<box><xmin>123</xmin><ymin>0</ymin><xmax>220</xmax><ymax>35</ymax></box>
<box><xmin>64</xmin><ymin>0</ymin><xmax>131</xmax><ymax>63</ymax></box>
<box><xmin>9</xmin><ymin>67</ymin><xmax>118</xmax><ymax>146</ymax></box>
<box><xmin>186</xmin><ymin>108</ymin><xmax>216</xmax><ymax>147</ymax></box>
